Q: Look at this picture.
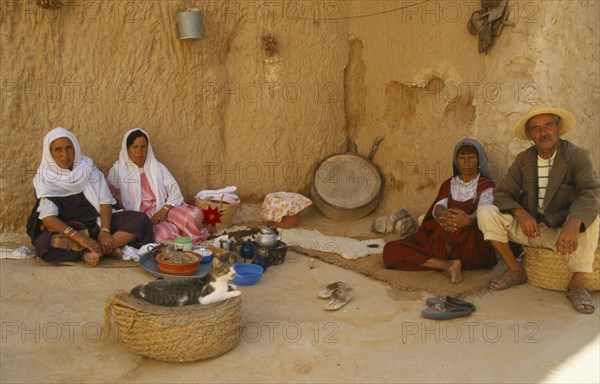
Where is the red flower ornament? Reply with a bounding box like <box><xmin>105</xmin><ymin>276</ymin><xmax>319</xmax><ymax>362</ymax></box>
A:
<box><xmin>203</xmin><ymin>205</ymin><xmax>223</xmax><ymax>227</ymax></box>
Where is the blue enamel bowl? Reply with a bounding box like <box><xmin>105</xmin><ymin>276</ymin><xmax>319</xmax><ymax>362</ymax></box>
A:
<box><xmin>232</xmin><ymin>263</ymin><xmax>263</xmax><ymax>286</ymax></box>
<box><xmin>192</xmin><ymin>247</ymin><xmax>213</xmax><ymax>264</ymax></box>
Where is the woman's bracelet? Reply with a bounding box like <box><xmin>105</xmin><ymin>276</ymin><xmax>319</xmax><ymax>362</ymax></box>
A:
<box><xmin>100</xmin><ymin>228</ymin><xmax>111</xmax><ymax>234</ymax></box>
<box><xmin>63</xmin><ymin>227</ymin><xmax>76</xmax><ymax>237</ymax></box>
<box><xmin>162</xmin><ymin>205</ymin><xmax>172</xmax><ymax>212</ymax></box>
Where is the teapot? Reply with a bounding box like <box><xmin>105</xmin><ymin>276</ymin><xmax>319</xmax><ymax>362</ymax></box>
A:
<box><xmin>254</xmin><ymin>226</ymin><xmax>281</xmax><ymax>248</ymax></box>
<box><xmin>239</xmin><ymin>239</ymin><xmax>255</xmax><ymax>260</ymax></box>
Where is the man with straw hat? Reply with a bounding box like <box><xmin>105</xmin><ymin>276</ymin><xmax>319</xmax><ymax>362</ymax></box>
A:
<box><xmin>477</xmin><ymin>107</ymin><xmax>599</xmax><ymax>314</ymax></box>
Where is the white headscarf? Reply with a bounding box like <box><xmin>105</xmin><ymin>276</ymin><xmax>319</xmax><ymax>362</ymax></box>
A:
<box><xmin>109</xmin><ymin>128</ymin><xmax>167</xmax><ymax>215</ymax></box>
<box><xmin>33</xmin><ymin>127</ymin><xmax>114</xmax><ymax>212</ymax></box>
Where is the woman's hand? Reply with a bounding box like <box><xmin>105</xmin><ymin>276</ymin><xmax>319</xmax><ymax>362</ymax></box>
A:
<box><xmin>151</xmin><ymin>205</ymin><xmax>171</xmax><ymax>224</ymax></box>
<box><xmin>77</xmin><ymin>235</ymin><xmax>103</xmax><ymax>255</ymax></box>
<box><xmin>98</xmin><ymin>231</ymin><xmax>115</xmax><ymax>254</ymax></box>
<box><xmin>439</xmin><ymin>209</ymin><xmax>472</xmax><ymax>232</ymax></box>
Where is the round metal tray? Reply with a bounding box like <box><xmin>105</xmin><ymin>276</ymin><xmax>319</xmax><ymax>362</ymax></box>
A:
<box><xmin>139</xmin><ymin>252</ymin><xmax>211</xmax><ymax>279</ymax></box>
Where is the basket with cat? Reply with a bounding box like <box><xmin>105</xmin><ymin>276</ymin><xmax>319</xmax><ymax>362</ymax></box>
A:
<box><xmin>103</xmin><ymin>254</ymin><xmax>242</xmax><ymax>362</ymax></box>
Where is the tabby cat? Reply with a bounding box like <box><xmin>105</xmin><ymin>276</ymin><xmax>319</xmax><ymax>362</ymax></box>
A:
<box><xmin>131</xmin><ymin>256</ymin><xmax>240</xmax><ymax>306</ymax></box>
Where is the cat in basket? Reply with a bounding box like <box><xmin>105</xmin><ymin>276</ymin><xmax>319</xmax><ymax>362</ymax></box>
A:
<box><xmin>131</xmin><ymin>255</ymin><xmax>240</xmax><ymax>307</ymax></box>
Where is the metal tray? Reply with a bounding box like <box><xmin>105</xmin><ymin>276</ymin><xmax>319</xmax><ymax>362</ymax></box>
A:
<box><xmin>139</xmin><ymin>252</ymin><xmax>211</xmax><ymax>279</ymax></box>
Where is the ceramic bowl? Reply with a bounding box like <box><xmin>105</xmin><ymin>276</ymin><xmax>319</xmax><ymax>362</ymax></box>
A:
<box><xmin>193</xmin><ymin>246</ymin><xmax>214</xmax><ymax>264</ymax></box>
<box><xmin>155</xmin><ymin>251</ymin><xmax>200</xmax><ymax>276</ymax></box>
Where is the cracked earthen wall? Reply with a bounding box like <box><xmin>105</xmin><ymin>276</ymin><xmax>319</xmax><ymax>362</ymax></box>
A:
<box><xmin>1</xmin><ymin>1</ymin><xmax>598</xmax><ymax>233</ymax></box>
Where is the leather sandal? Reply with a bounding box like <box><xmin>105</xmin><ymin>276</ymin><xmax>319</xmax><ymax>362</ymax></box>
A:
<box><xmin>488</xmin><ymin>268</ymin><xmax>527</xmax><ymax>291</ymax></box>
<box><xmin>318</xmin><ymin>281</ymin><xmax>351</xmax><ymax>299</ymax></box>
<box><xmin>325</xmin><ymin>288</ymin><xmax>353</xmax><ymax>311</ymax></box>
<box><xmin>566</xmin><ymin>285</ymin><xmax>595</xmax><ymax>314</ymax></box>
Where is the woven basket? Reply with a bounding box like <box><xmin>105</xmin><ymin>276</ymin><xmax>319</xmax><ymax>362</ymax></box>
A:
<box><xmin>195</xmin><ymin>197</ymin><xmax>240</xmax><ymax>230</ymax></box>
<box><xmin>103</xmin><ymin>290</ymin><xmax>241</xmax><ymax>362</ymax></box>
<box><xmin>522</xmin><ymin>247</ymin><xmax>600</xmax><ymax>292</ymax></box>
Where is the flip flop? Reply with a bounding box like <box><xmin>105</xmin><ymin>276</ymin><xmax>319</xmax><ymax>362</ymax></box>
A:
<box><xmin>318</xmin><ymin>281</ymin><xmax>351</xmax><ymax>299</ymax></box>
<box><xmin>566</xmin><ymin>285</ymin><xmax>595</xmax><ymax>315</ymax></box>
<box><xmin>425</xmin><ymin>296</ymin><xmax>476</xmax><ymax>313</ymax></box>
<box><xmin>325</xmin><ymin>288</ymin><xmax>353</xmax><ymax>311</ymax></box>
<box><xmin>421</xmin><ymin>302</ymin><xmax>473</xmax><ymax>320</ymax></box>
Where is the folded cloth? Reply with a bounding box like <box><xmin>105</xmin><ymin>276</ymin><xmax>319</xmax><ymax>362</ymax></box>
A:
<box><xmin>261</xmin><ymin>192</ymin><xmax>312</xmax><ymax>222</ymax></box>
<box><xmin>121</xmin><ymin>245</ymin><xmax>141</xmax><ymax>262</ymax></box>
<box><xmin>210</xmin><ymin>193</ymin><xmax>240</xmax><ymax>205</ymax></box>
<box><xmin>195</xmin><ymin>186</ymin><xmax>238</xmax><ymax>200</ymax></box>
<box><xmin>1</xmin><ymin>246</ymin><xmax>35</xmax><ymax>260</ymax></box>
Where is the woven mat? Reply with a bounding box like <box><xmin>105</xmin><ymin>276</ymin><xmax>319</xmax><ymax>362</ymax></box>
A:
<box><xmin>0</xmin><ymin>244</ymin><xmax>139</xmax><ymax>268</ymax></box>
<box><xmin>223</xmin><ymin>226</ymin><xmax>503</xmax><ymax>297</ymax></box>
<box><xmin>35</xmin><ymin>256</ymin><xmax>139</xmax><ymax>268</ymax></box>
<box><xmin>289</xmin><ymin>247</ymin><xmax>503</xmax><ymax>298</ymax></box>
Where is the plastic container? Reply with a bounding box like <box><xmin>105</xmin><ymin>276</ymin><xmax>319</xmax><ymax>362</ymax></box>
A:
<box><xmin>174</xmin><ymin>237</ymin><xmax>193</xmax><ymax>251</ymax></box>
<box><xmin>232</xmin><ymin>264</ymin><xmax>263</xmax><ymax>286</ymax></box>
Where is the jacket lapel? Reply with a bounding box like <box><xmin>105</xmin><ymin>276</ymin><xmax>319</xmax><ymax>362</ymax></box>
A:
<box><xmin>544</xmin><ymin>141</ymin><xmax>567</xmax><ymax>209</ymax></box>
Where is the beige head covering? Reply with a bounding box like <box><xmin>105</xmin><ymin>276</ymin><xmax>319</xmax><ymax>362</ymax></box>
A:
<box><xmin>510</xmin><ymin>107</ymin><xmax>576</xmax><ymax>140</ymax></box>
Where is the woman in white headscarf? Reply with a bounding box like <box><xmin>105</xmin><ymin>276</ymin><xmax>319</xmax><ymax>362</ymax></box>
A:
<box><xmin>26</xmin><ymin>128</ymin><xmax>154</xmax><ymax>266</ymax></box>
<box><xmin>107</xmin><ymin>129</ymin><xmax>210</xmax><ymax>244</ymax></box>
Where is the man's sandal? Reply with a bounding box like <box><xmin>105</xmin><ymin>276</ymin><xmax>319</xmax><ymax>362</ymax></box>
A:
<box><xmin>566</xmin><ymin>285</ymin><xmax>595</xmax><ymax>315</ymax></box>
<box><xmin>488</xmin><ymin>268</ymin><xmax>527</xmax><ymax>291</ymax></box>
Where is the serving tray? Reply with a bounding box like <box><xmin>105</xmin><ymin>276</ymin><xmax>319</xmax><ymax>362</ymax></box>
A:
<box><xmin>139</xmin><ymin>252</ymin><xmax>211</xmax><ymax>279</ymax></box>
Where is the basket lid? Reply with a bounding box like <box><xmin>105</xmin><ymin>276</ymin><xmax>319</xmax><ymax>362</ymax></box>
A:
<box><xmin>312</xmin><ymin>153</ymin><xmax>382</xmax><ymax>210</ymax></box>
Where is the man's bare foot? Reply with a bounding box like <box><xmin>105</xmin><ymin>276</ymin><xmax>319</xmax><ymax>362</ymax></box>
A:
<box><xmin>448</xmin><ymin>260</ymin><xmax>463</xmax><ymax>283</ymax></box>
<box><xmin>82</xmin><ymin>250</ymin><xmax>101</xmax><ymax>266</ymax></box>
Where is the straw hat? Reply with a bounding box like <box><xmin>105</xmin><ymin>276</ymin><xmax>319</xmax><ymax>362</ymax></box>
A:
<box><xmin>510</xmin><ymin>107</ymin><xmax>576</xmax><ymax>140</ymax></box>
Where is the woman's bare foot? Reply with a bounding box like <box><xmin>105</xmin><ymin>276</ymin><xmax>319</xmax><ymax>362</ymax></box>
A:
<box><xmin>82</xmin><ymin>250</ymin><xmax>101</xmax><ymax>266</ymax></box>
<box><xmin>110</xmin><ymin>247</ymin><xmax>123</xmax><ymax>260</ymax></box>
<box><xmin>447</xmin><ymin>260</ymin><xmax>463</xmax><ymax>283</ymax></box>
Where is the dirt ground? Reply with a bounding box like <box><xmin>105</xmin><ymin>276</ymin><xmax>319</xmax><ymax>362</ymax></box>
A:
<box><xmin>1</xmin><ymin>212</ymin><xmax>599</xmax><ymax>383</ymax></box>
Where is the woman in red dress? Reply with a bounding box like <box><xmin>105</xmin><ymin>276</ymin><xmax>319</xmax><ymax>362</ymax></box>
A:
<box><xmin>383</xmin><ymin>139</ymin><xmax>497</xmax><ymax>283</ymax></box>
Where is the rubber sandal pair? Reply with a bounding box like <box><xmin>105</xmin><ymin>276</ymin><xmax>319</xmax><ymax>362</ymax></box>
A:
<box><xmin>318</xmin><ymin>282</ymin><xmax>353</xmax><ymax>311</ymax></box>
<box><xmin>421</xmin><ymin>296</ymin><xmax>476</xmax><ymax>320</ymax></box>
<box><xmin>566</xmin><ymin>285</ymin><xmax>596</xmax><ymax>314</ymax></box>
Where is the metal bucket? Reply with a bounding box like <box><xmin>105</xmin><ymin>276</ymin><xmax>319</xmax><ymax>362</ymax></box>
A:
<box><xmin>177</xmin><ymin>10</ymin><xmax>203</xmax><ymax>40</ymax></box>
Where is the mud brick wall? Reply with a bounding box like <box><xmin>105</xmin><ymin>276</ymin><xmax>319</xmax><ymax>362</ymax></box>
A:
<box><xmin>1</xmin><ymin>0</ymin><xmax>598</xmax><ymax>232</ymax></box>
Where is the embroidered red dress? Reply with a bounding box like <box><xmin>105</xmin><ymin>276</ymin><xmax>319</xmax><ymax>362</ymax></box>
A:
<box><xmin>383</xmin><ymin>176</ymin><xmax>497</xmax><ymax>270</ymax></box>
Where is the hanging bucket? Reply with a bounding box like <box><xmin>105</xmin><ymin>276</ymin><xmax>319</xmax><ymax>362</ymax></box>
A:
<box><xmin>177</xmin><ymin>9</ymin><xmax>203</xmax><ymax>40</ymax></box>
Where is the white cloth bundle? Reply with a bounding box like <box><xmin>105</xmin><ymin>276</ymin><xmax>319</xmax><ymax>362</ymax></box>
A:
<box><xmin>195</xmin><ymin>186</ymin><xmax>240</xmax><ymax>204</ymax></box>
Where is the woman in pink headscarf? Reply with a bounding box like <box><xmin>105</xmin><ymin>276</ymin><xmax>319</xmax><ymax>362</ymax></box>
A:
<box><xmin>107</xmin><ymin>129</ymin><xmax>210</xmax><ymax>244</ymax></box>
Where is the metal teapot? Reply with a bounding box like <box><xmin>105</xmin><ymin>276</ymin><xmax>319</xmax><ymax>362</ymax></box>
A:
<box><xmin>254</xmin><ymin>226</ymin><xmax>281</xmax><ymax>248</ymax></box>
